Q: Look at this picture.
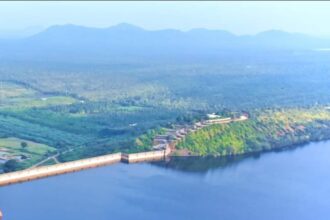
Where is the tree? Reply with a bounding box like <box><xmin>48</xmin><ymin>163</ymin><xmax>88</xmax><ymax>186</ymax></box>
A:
<box><xmin>21</xmin><ymin>142</ymin><xmax>28</xmax><ymax>148</ymax></box>
<box><xmin>3</xmin><ymin>159</ymin><xmax>19</xmax><ymax>173</ymax></box>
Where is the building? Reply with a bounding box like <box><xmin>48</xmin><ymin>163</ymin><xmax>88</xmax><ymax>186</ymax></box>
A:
<box><xmin>205</xmin><ymin>117</ymin><xmax>232</xmax><ymax>125</ymax></box>
<box><xmin>153</xmin><ymin>135</ymin><xmax>170</xmax><ymax>145</ymax></box>
<box><xmin>207</xmin><ymin>113</ymin><xmax>221</xmax><ymax>119</ymax></box>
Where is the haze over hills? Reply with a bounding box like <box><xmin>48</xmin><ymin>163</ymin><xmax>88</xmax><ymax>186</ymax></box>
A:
<box><xmin>0</xmin><ymin>23</ymin><xmax>330</xmax><ymax>63</ymax></box>
<box><xmin>0</xmin><ymin>26</ymin><xmax>45</xmax><ymax>39</ymax></box>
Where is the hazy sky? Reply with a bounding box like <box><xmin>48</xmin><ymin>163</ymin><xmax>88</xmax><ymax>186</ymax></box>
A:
<box><xmin>1</xmin><ymin>1</ymin><xmax>330</xmax><ymax>36</ymax></box>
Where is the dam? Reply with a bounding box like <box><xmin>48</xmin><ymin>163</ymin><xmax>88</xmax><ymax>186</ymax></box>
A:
<box><xmin>0</xmin><ymin>149</ymin><xmax>170</xmax><ymax>187</ymax></box>
<box><xmin>0</xmin><ymin>115</ymin><xmax>247</xmax><ymax>187</ymax></box>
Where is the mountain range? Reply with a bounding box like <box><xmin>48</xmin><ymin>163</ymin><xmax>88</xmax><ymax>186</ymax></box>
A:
<box><xmin>1</xmin><ymin>23</ymin><xmax>329</xmax><ymax>63</ymax></box>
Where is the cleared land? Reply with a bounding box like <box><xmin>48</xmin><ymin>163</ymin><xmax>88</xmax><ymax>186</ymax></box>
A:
<box><xmin>0</xmin><ymin>137</ymin><xmax>56</xmax><ymax>171</ymax></box>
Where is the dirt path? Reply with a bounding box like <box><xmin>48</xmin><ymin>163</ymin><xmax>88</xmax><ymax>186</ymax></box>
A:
<box><xmin>30</xmin><ymin>152</ymin><xmax>60</xmax><ymax>168</ymax></box>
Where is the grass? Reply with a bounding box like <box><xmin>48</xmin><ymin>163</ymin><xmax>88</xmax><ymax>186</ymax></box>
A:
<box><xmin>1</xmin><ymin>96</ymin><xmax>78</xmax><ymax>109</ymax></box>
<box><xmin>0</xmin><ymin>137</ymin><xmax>57</xmax><ymax>168</ymax></box>
<box><xmin>0</xmin><ymin>82</ymin><xmax>78</xmax><ymax>110</ymax></box>
<box><xmin>0</xmin><ymin>113</ymin><xmax>93</xmax><ymax>147</ymax></box>
<box><xmin>0</xmin><ymin>82</ymin><xmax>36</xmax><ymax>98</ymax></box>
<box><xmin>38</xmin><ymin>158</ymin><xmax>57</xmax><ymax>166</ymax></box>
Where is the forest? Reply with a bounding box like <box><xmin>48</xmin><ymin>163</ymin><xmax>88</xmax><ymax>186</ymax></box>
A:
<box><xmin>0</xmin><ymin>48</ymin><xmax>330</xmax><ymax>172</ymax></box>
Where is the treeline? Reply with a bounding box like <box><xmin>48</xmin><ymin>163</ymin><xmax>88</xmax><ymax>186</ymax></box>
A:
<box><xmin>3</xmin><ymin>58</ymin><xmax>330</xmax><ymax>111</ymax></box>
<box><xmin>2</xmin><ymin>55</ymin><xmax>330</xmax><ymax>170</ymax></box>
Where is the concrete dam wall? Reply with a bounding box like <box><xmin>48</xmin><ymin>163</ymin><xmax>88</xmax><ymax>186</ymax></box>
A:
<box><xmin>122</xmin><ymin>148</ymin><xmax>170</xmax><ymax>163</ymax></box>
<box><xmin>0</xmin><ymin>115</ymin><xmax>247</xmax><ymax>187</ymax></box>
<box><xmin>0</xmin><ymin>149</ymin><xmax>170</xmax><ymax>187</ymax></box>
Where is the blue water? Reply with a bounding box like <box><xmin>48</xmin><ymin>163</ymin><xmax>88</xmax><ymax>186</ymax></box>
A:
<box><xmin>1</xmin><ymin>141</ymin><xmax>330</xmax><ymax>220</ymax></box>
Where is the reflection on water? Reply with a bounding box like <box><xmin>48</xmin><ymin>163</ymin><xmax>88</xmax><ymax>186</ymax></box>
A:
<box><xmin>1</xmin><ymin>141</ymin><xmax>330</xmax><ymax>220</ymax></box>
<box><xmin>152</xmin><ymin>154</ymin><xmax>253</xmax><ymax>173</ymax></box>
<box><xmin>153</xmin><ymin>143</ymin><xmax>308</xmax><ymax>173</ymax></box>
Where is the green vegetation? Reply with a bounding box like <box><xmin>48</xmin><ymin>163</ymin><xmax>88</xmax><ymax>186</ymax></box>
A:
<box><xmin>38</xmin><ymin>158</ymin><xmax>57</xmax><ymax>166</ymax></box>
<box><xmin>177</xmin><ymin>108</ymin><xmax>330</xmax><ymax>156</ymax></box>
<box><xmin>3</xmin><ymin>159</ymin><xmax>20</xmax><ymax>173</ymax></box>
<box><xmin>0</xmin><ymin>137</ymin><xmax>56</xmax><ymax>171</ymax></box>
<box><xmin>1</xmin><ymin>96</ymin><xmax>77</xmax><ymax>109</ymax></box>
<box><xmin>21</xmin><ymin>141</ymin><xmax>28</xmax><ymax>148</ymax></box>
<box><xmin>0</xmin><ymin>82</ymin><xmax>36</xmax><ymax>98</ymax></box>
<box><xmin>134</xmin><ymin>127</ymin><xmax>167</xmax><ymax>152</ymax></box>
<box><xmin>0</xmin><ymin>54</ymin><xmax>330</xmax><ymax>171</ymax></box>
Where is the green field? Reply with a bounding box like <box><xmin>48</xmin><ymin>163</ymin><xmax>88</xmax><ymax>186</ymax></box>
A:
<box><xmin>0</xmin><ymin>137</ymin><xmax>56</xmax><ymax>171</ymax></box>
<box><xmin>0</xmin><ymin>82</ymin><xmax>36</xmax><ymax>98</ymax></box>
<box><xmin>1</xmin><ymin>96</ymin><xmax>78</xmax><ymax>110</ymax></box>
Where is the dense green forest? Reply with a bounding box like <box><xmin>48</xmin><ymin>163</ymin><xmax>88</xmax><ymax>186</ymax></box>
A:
<box><xmin>177</xmin><ymin>108</ymin><xmax>330</xmax><ymax>156</ymax></box>
<box><xmin>1</xmin><ymin>51</ymin><xmax>330</xmax><ymax>172</ymax></box>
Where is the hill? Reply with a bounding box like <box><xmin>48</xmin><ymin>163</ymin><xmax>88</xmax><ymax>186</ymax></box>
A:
<box><xmin>176</xmin><ymin>108</ymin><xmax>330</xmax><ymax>156</ymax></box>
<box><xmin>1</xmin><ymin>23</ymin><xmax>330</xmax><ymax>63</ymax></box>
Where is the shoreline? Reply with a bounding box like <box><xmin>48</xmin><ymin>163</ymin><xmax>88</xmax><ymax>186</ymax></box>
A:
<box><xmin>169</xmin><ymin>138</ymin><xmax>330</xmax><ymax>158</ymax></box>
<box><xmin>1</xmin><ymin>136</ymin><xmax>328</xmax><ymax>187</ymax></box>
<box><xmin>1</xmin><ymin>110</ymin><xmax>329</xmax><ymax>187</ymax></box>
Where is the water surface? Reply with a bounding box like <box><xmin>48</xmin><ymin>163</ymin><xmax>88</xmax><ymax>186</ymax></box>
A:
<box><xmin>1</xmin><ymin>141</ymin><xmax>330</xmax><ymax>220</ymax></box>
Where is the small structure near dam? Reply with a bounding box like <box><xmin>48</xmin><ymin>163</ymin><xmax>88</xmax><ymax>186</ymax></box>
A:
<box><xmin>122</xmin><ymin>147</ymin><xmax>171</xmax><ymax>163</ymax></box>
<box><xmin>150</xmin><ymin>114</ymin><xmax>248</xmax><ymax>149</ymax></box>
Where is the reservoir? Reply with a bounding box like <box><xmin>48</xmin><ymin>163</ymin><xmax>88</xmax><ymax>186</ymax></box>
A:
<box><xmin>1</xmin><ymin>141</ymin><xmax>330</xmax><ymax>220</ymax></box>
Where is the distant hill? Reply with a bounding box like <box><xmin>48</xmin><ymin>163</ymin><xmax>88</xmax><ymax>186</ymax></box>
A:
<box><xmin>1</xmin><ymin>23</ymin><xmax>329</xmax><ymax>63</ymax></box>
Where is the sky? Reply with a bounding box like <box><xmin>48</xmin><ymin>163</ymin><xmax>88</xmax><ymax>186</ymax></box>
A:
<box><xmin>0</xmin><ymin>1</ymin><xmax>330</xmax><ymax>36</ymax></box>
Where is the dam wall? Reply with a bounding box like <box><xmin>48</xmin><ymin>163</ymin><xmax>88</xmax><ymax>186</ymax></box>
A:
<box><xmin>0</xmin><ymin>115</ymin><xmax>248</xmax><ymax>187</ymax></box>
<box><xmin>0</xmin><ymin>153</ymin><xmax>122</xmax><ymax>186</ymax></box>
<box><xmin>0</xmin><ymin>148</ymin><xmax>171</xmax><ymax>187</ymax></box>
<box><xmin>122</xmin><ymin>148</ymin><xmax>171</xmax><ymax>163</ymax></box>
